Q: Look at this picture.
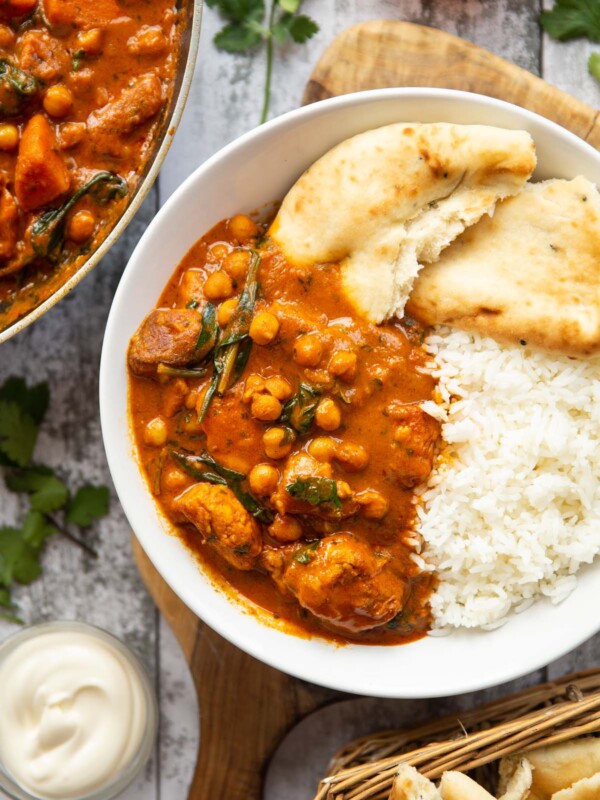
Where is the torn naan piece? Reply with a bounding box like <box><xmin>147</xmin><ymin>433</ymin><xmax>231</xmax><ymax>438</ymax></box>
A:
<box><xmin>497</xmin><ymin>757</ymin><xmax>533</xmax><ymax>800</ymax></box>
<box><xmin>407</xmin><ymin>176</ymin><xmax>600</xmax><ymax>357</ymax></box>
<box><xmin>439</xmin><ymin>771</ymin><xmax>496</xmax><ymax>799</ymax></box>
<box><xmin>269</xmin><ymin>123</ymin><xmax>536</xmax><ymax>323</ymax></box>
<box><xmin>552</xmin><ymin>771</ymin><xmax>600</xmax><ymax>799</ymax></box>
<box><xmin>389</xmin><ymin>764</ymin><xmax>442</xmax><ymax>800</ymax></box>
<box><xmin>511</xmin><ymin>738</ymin><xmax>600</xmax><ymax>799</ymax></box>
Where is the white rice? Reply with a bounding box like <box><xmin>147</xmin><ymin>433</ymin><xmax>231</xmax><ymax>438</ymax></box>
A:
<box><xmin>417</xmin><ymin>327</ymin><xmax>600</xmax><ymax>629</ymax></box>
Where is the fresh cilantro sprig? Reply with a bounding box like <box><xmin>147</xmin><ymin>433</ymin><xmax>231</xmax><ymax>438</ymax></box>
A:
<box><xmin>540</xmin><ymin>0</ymin><xmax>600</xmax><ymax>84</ymax></box>
<box><xmin>206</xmin><ymin>0</ymin><xmax>319</xmax><ymax>124</ymax></box>
<box><xmin>0</xmin><ymin>377</ymin><xmax>110</xmax><ymax>622</ymax></box>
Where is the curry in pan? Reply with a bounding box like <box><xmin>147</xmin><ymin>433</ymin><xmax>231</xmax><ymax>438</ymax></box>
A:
<box><xmin>0</xmin><ymin>0</ymin><xmax>185</xmax><ymax>331</ymax></box>
<box><xmin>128</xmin><ymin>216</ymin><xmax>440</xmax><ymax>645</ymax></box>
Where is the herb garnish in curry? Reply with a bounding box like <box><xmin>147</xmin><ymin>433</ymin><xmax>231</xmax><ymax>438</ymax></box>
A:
<box><xmin>128</xmin><ymin>215</ymin><xmax>442</xmax><ymax>645</ymax></box>
<box><xmin>0</xmin><ymin>0</ymin><xmax>185</xmax><ymax>330</ymax></box>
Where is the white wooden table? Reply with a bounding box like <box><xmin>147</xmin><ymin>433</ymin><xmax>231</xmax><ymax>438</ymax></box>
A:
<box><xmin>1</xmin><ymin>2</ymin><xmax>599</xmax><ymax>798</ymax></box>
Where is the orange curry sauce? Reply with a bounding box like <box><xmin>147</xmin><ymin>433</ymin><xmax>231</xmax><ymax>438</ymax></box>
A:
<box><xmin>0</xmin><ymin>0</ymin><xmax>185</xmax><ymax>329</ymax></box>
<box><xmin>129</xmin><ymin>217</ymin><xmax>441</xmax><ymax>645</ymax></box>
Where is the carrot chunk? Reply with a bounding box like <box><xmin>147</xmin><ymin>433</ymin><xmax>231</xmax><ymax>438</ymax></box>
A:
<box><xmin>42</xmin><ymin>0</ymin><xmax>121</xmax><ymax>27</ymax></box>
<box><xmin>15</xmin><ymin>114</ymin><xmax>70</xmax><ymax>212</ymax></box>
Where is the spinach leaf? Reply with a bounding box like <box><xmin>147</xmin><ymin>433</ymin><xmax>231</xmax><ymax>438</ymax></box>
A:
<box><xmin>199</xmin><ymin>250</ymin><xmax>261</xmax><ymax>421</ymax></box>
<box><xmin>195</xmin><ymin>302</ymin><xmax>219</xmax><ymax>358</ymax></box>
<box><xmin>171</xmin><ymin>450</ymin><xmax>273</xmax><ymax>524</ymax></box>
<box><xmin>0</xmin><ymin>60</ymin><xmax>38</xmax><ymax>116</ymax></box>
<box><xmin>280</xmin><ymin>383</ymin><xmax>321</xmax><ymax>434</ymax></box>
<box><xmin>286</xmin><ymin>477</ymin><xmax>342</xmax><ymax>509</ymax></box>
<box><xmin>31</xmin><ymin>172</ymin><xmax>128</xmax><ymax>262</ymax></box>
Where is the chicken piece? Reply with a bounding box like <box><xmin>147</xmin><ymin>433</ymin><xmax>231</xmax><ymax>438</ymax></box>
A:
<box><xmin>202</xmin><ymin>390</ymin><xmax>265</xmax><ymax>475</ymax></box>
<box><xmin>0</xmin><ymin>178</ymin><xmax>18</xmax><ymax>261</ymax></box>
<box><xmin>386</xmin><ymin>402</ymin><xmax>440</xmax><ymax>488</ymax></box>
<box><xmin>262</xmin><ymin>533</ymin><xmax>406</xmax><ymax>633</ymax></box>
<box><xmin>18</xmin><ymin>30</ymin><xmax>68</xmax><ymax>82</ymax></box>
<box><xmin>14</xmin><ymin>115</ymin><xmax>70</xmax><ymax>212</ymax></box>
<box><xmin>272</xmin><ymin>452</ymin><xmax>358</xmax><ymax>519</ymax></box>
<box><xmin>175</xmin><ymin>483</ymin><xmax>262</xmax><ymax>570</ymax></box>
<box><xmin>88</xmin><ymin>74</ymin><xmax>163</xmax><ymax>156</ymax></box>
<box><xmin>128</xmin><ymin>309</ymin><xmax>203</xmax><ymax>377</ymax></box>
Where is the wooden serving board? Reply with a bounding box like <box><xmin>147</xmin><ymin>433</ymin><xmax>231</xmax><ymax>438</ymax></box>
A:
<box><xmin>133</xmin><ymin>19</ymin><xmax>600</xmax><ymax>800</ymax></box>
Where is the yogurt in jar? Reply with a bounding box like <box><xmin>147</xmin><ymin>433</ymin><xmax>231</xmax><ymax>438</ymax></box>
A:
<box><xmin>0</xmin><ymin>623</ymin><xmax>156</xmax><ymax>800</ymax></box>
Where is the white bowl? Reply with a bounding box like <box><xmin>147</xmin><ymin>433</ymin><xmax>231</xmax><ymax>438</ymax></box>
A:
<box><xmin>100</xmin><ymin>89</ymin><xmax>600</xmax><ymax>698</ymax></box>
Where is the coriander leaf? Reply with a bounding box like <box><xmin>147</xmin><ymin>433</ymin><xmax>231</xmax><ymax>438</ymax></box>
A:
<box><xmin>214</xmin><ymin>23</ymin><xmax>263</xmax><ymax>52</ymax></box>
<box><xmin>286</xmin><ymin>477</ymin><xmax>342</xmax><ymax>509</ymax></box>
<box><xmin>540</xmin><ymin>0</ymin><xmax>600</xmax><ymax>42</ymax></box>
<box><xmin>21</xmin><ymin>510</ymin><xmax>58</xmax><ymax>547</ymax></box>
<box><xmin>66</xmin><ymin>485</ymin><xmax>110</xmax><ymax>527</ymax></box>
<box><xmin>589</xmin><ymin>51</ymin><xmax>600</xmax><ymax>80</ymax></box>
<box><xmin>293</xmin><ymin>541</ymin><xmax>319</xmax><ymax>564</ymax></box>
<box><xmin>5</xmin><ymin>467</ymin><xmax>69</xmax><ymax>513</ymax></box>
<box><xmin>278</xmin><ymin>0</ymin><xmax>300</xmax><ymax>13</ymax></box>
<box><xmin>0</xmin><ymin>525</ymin><xmax>43</xmax><ymax>586</ymax></box>
<box><xmin>271</xmin><ymin>19</ymin><xmax>292</xmax><ymax>44</ymax></box>
<box><xmin>0</xmin><ymin>401</ymin><xmax>39</xmax><ymax>468</ymax></box>
<box><xmin>207</xmin><ymin>0</ymin><xmax>265</xmax><ymax>23</ymax></box>
<box><xmin>287</xmin><ymin>14</ymin><xmax>318</xmax><ymax>43</ymax></box>
<box><xmin>281</xmin><ymin>383</ymin><xmax>321</xmax><ymax>434</ymax></box>
<box><xmin>0</xmin><ymin>378</ymin><xmax>49</xmax><ymax>426</ymax></box>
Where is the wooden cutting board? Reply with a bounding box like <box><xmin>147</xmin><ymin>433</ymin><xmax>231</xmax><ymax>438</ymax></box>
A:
<box><xmin>133</xmin><ymin>19</ymin><xmax>600</xmax><ymax>800</ymax></box>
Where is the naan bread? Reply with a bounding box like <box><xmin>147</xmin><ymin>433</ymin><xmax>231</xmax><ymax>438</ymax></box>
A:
<box><xmin>389</xmin><ymin>764</ymin><xmax>442</xmax><ymax>800</ymax></box>
<box><xmin>269</xmin><ymin>123</ymin><xmax>536</xmax><ymax>322</ymax></box>
<box><xmin>518</xmin><ymin>739</ymin><xmax>600</xmax><ymax>799</ymax></box>
<box><xmin>439</xmin><ymin>771</ymin><xmax>496</xmax><ymax>800</ymax></box>
<box><xmin>407</xmin><ymin>176</ymin><xmax>600</xmax><ymax>357</ymax></box>
<box><xmin>552</xmin><ymin>772</ymin><xmax>600</xmax><ymax>799</ymax></box>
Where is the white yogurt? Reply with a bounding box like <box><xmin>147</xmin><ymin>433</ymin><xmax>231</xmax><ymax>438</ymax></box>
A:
<box><xmin>0</xmin><ymin>625</ymin><xmax>154</xmax><ymax>800</ymax></box>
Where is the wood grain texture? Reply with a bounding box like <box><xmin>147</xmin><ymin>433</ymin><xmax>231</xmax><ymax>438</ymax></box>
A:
<box><xmin>302</xmin><ymin>20</ymin><xmax>600</xmax><ymax>150</ymax></box>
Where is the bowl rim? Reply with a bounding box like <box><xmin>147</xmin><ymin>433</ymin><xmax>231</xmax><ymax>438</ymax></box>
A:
<box><xmin>100</xmin><ymin>87</ymin><xmax>600</xmax><ymax>698</ymax></box>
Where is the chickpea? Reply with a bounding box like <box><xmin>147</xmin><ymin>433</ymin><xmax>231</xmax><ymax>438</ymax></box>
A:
<box><xmin>185</xmin><ymin>387</ymin><xmax>199</xmax><ymax>410</ymax></box>
<box><xmin>144</xmin><ymin>416</ymin><xmax>167</xmax><ymax>447</ymax></box>
<box><xmin>222</xmin><ymin>249</ymin><xmax>251</xmax><ymax>282</ymax></box>
<box><xmin>43</xmin><ymin>84</ymin><xmax>74</xmax><ymax>118</ymax></box>
<box><xmin>0</xmin><ymin>124</ymin><xmax>19</xmax><ymax>152</ymax></box>
<box><xmin>251</xmin><ymin>393</ymin><xmax>282</xmax><ymax>422</ymax></box>
<box><xmin>307</xmin><ymin>436</ymin><xmax>337</xmax><ymax>462</ymax></box>
<box><xmin>249</xmin><ymin>312</ymin><xmax>279</xmax><ymax>346</ymax></box>
<box><xmin>315</xmin><ymin>397</ymin><xmax>341</xmax><ymax>432</ymax></box>
<box><xmin>293</xmin><ymin>333</ymin><xmax>322</xmax><ymax>367</ymax></box>
<box><xmin>268</xmin><ymin>515</ymin><xmax>303</xmax><ymax>543</ymax></box>
<box><xmin>328</xmin><ymin>350</ymin><xmax>357</xmax><ymax>382</ymax></box>
<box><xmin>263</xmin><ymin>427</ymin><xmax>295</xmax><ymax>460</ymax></box>
<box><xmin>208</xmin><ymin>241</ymin><xmax>230</xmax><ymax>262</ymax></box>
<box><xmin>243</xmin><ymin>373</ymin><xmax>266</xmax><ymax>403</ymax></box>
<box><xmin>248</xmin><ymin>464</ymin><xmax>280</xmax><ymax>496</ymax></box>
<box><xmin>67</xmin><ymin>210</ymin><xmax>96</xmax><ymax>243</ymax></box>
<box><xmin>217</xmin><ymin>297</ymin><xmax>238</xmax><ymax>327</ymax></box>
<box><xmin>59</xmin><ymin>121</ymin><xmax>86</xmax><ymax>150</ymax></box>
<box><xmin>203</xmin><ymin>270</ymin><xmax>233</xmax><ymax>301</ymax></box>
<box><xmin>162</xmin><ymin>465</ymin><xmax>189</xmax><ymax>493</ymax></box>
<box><xmin>228</xmin><ymin>213</ymin><xmax>258</xmax><ymax>243</ymax></box>
<box><xmin>264</xmin><ymin>375</ymin><xmax>293</xmax><ymax>401</ymax></box>
<box><xmin>336</xmin><ymin>480</ymin><xmax>353</xmax><ymax>500</ymax></box>
<box><xmin>76</xmin><ymin>28</ymin><xmax>103</xmax><ymax>54</ymax></box>
<box><xmin>357</xmin><ymin>489</ymin><xmax>389</xmax><ymax>520</ymax></box>
<box><xmin>335</xmin><ymin>442</ymin><xmax>369</xmax><ymax>473</ymax></box>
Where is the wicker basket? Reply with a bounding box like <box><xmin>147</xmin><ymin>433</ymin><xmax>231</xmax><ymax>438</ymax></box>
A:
<box><xmin>314</xmin><ymin>668</ymin><xmax>600</xmax><ymax>800</ymax></box>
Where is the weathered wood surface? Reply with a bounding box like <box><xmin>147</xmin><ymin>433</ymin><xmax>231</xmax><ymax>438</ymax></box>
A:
<box><xmin>1</xmin><ymin>2</ymin><xmax>599</xmax><ymax>799</ymax></box>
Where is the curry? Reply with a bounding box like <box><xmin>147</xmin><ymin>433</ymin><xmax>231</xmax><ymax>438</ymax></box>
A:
<box><xmin>128</xmin><ymin>215</ymin><xmax>441</xmax><ymax>645</ymax></box>
<box><xmin>0</xmin><ymin>0</ymin><xmax>186</xmax><ymax>331</ymax></box>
